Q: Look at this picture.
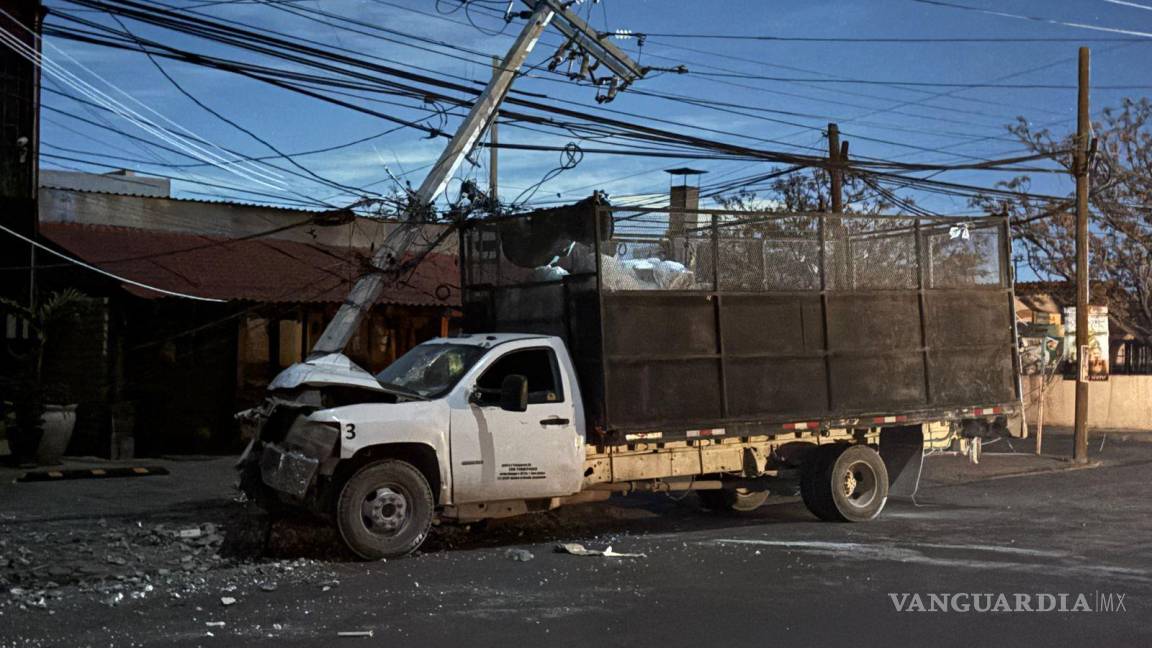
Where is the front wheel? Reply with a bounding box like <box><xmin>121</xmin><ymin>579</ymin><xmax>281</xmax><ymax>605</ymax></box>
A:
<box><xmin>801</xmin><ymin>444</ymin><xmax>889</xmax><ymax>522</ymax></box>
<box><xmin>698</xmin><ymin>487</ymin><xmax>770</xmax><ymax>512</ymax></box>
<box><xmin>336</xmin><ymin>460</ymin><xmax>434</xmax><ymax>559</ymax></box>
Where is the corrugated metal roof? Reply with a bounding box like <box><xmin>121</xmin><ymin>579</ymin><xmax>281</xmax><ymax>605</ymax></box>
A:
<box><xmin>38</xmin><ymin>222</ymin><xmax>459</xmax><ymax>306</ymax></box>
<box><xmin>39</xmin><ymin>184</ymin><xmax>332</xmax><ymax>213</ymax></box>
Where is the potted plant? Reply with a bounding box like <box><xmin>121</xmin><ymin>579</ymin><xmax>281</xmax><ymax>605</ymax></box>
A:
<box><xmin>1</xmin><ymin>289</ymin><xmax>87</xmax><ymax>466</ymax></box>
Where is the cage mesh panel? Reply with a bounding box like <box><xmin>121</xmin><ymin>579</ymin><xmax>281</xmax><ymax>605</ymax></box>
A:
<box><xmin>603</xmin><ymin>210</ymin><xmax>714</xmax><ymax>291</ymax></box>
<box><xmin>847</xmin><ymin>228</ymin><xmax>917</xmax><ymax>290</ymax></box>
<box><xmin>926</xmin><ymin>225</ymin><xmax>1002</xmax><ymax>288</ymax></box>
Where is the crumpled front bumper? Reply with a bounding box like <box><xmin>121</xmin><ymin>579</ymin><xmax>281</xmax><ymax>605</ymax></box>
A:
<box><xmin>236</xmin><ymin>402</ymin><xmax>341</xmax><ymax>504</ymax></box>
<box><xmin>259</xmin><ymin>443</ymin><xmax>320</xmax><ymax>499</ymax></box>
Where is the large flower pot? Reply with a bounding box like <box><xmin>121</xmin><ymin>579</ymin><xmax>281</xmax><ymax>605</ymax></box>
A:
<box><xmin>36</xmin><ymin>404</ymin><xmax>78</xmax><ymax>466</ymax></box>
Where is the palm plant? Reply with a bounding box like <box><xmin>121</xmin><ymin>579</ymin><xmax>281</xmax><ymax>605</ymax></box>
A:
<box><xmin>1</xmin><ymin>289</ymin><xmax>89</xmax><ymax>463</ymax></box>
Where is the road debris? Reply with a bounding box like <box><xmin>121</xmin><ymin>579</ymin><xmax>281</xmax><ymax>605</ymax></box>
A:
<box><xmin>337</xmin><ymin>630</ymin><xmax>375</xmax><ymax>638</ymax></box>
<box><xmin>2</xmin><ymin>513</ymin><xmax>338</xmax><ymax>615</ymax></box>
<box><xmin>220</xmin><ymin>596</ymin><xmax>237</xmax><ymax>606</ymax></box>
<box><xmin>205</xmin><ymin>621</ymin><xmax>226</xmax><ymax>628</ymax></box>
<box><xmin>505</xmin><ymin>548</ymin><xmax>535</xmax><ymax>562</ymax></box>
<box><xmin>554</xmin><ymin>543</ymin><xmax>646</xmax><ymax>558</ymax></box>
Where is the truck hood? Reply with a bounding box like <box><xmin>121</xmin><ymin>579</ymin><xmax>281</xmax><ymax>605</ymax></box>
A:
<box><xmin>269</xmin><ymin>353</ymin><xmax>385</xmax><ymax>392</ymax></box>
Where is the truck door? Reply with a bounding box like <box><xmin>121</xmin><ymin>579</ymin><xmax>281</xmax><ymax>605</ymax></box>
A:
<box><xmin>449</xmin><ymin>345</ymin><xmax>582</xmax><ymax>503</ymax></box>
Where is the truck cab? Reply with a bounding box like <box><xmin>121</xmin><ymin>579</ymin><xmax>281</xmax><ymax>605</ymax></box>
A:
<box><xmin>241</xmin><ymin>334</ymin><xmax>587</xmax><ymax>558</ymax></box>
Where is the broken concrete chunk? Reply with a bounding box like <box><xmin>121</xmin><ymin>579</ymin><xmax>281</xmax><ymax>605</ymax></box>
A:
<box><xmin>505</xmin><ymin>548</ymin><xmax>535</xmax><ymax>562</ymax></box>
<box><xmin>554</xmin><ymin>543</ymin><xmax>646</xmax><ymax>558</ymax></box>
<box><xmin>220</xmin><ymin>596</ymin><xmax>237</xmax><ymax>606</ymax></box>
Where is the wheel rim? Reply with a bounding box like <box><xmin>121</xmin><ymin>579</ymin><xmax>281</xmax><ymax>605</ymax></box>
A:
<box><xmin>360</xmin><ymin>485</ymin><xmax>409</xmax><ymax>536</ymax></box>
<box><xmin>729</xmin><ymin>488</ymin><xmax>769</xmax><ymax>511</ymax></box>
<box><xmin>839</xmin><ymin>460</ymin><xmax>878</xmax><ymax>510</ymax></box>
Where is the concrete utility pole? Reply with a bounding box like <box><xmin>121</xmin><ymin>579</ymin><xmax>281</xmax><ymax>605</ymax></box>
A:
<box><xmin>489</xmin><ymin>56</ymin><xmax>499</xmax><ymax>205</ymax></box>
<box><xmin>309</xmin><ymin>3</ymin><xmax>557</xmax><ymax>357</ymax></box>
<box><xmin>306</xmin><ymin>0</ymin><xmax>644</xmax><ymax>359</ymax></box>
<box><xmin>1073</xmin><ymin>47</ymin><xmax>1091</xmax><ymax>464</ymax></box>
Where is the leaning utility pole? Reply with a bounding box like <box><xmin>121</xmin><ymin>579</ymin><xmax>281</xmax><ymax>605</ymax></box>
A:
<box><xmin>1073</xmin><ymin>47</ymin><xmax>1091</xmax><ymax>464</ymax></box>
<box><xmin>306</xmin><ymin>0</ymin><xmax>644</xmax><ymax>359</ymax></box>
<box><xmin>489</xmin><ymin>56</ymin><xmax>499</xmax><ymax>204</ymax></box>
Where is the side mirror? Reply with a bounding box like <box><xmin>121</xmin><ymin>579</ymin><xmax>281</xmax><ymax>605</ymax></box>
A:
<box><xmin>499</xmin><ymin>374</ymin><xmax>528</xmax><ymax>412</ymax></box>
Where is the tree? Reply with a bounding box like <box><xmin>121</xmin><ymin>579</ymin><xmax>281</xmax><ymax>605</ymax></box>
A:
<box><xmin>714</xmin><ymin>168</ymin><xmax>941</xmax><ymax>291</ymax></box>
<box><xmin>971</xmin><ymin>98</ymin><xmax>1152</xmax><ymax>345</ymax></box>
<box><xmin>1</xmin><ymin>289</ymin><xmax>89</xmax><ymax>463</ymax></box>
<box><xmin>715</xmin><ymin>168</ymin><xmax>901</xmax><ymax>215</ymax></box>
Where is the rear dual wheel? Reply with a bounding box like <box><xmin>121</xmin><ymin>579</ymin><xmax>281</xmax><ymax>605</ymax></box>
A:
<box><xmin>801</xmin><ymin>444</ymin><xmax>888</xmax><ymax>522</ymax></box>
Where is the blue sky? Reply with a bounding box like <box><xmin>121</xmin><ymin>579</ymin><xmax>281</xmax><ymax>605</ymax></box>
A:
<box><xmin>31</xmin><ymin>0</ymin><xmax>1152</xmax><ymax>215</ymax></box>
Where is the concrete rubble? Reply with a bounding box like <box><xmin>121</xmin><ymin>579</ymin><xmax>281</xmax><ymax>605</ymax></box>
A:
<box><xmin>0</xmin><ymin>516</ymin><xmax>337</xmax><ymax>615</ymax></box>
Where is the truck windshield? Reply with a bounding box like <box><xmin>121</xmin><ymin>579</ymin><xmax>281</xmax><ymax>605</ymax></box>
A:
<box><xmin>375</xmin><ymin>343</ymin><xmax>488</xmax><ymax>398</ymax></box>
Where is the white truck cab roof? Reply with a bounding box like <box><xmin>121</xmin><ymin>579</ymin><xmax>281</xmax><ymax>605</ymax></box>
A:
<box><xmin>269</xmin><ymin>333</ymin><xmax>560</xmax><ymax>392</ymax></box>
<box><xmin>424</xmin><ymin>333</ymin><xmax>554</xmax><ymax>348</ymax></box>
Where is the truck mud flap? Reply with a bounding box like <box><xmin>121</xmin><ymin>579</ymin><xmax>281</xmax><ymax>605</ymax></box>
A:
<box><xmin>879</xmin><ymin>426</ymin><xmax>924</xmax><ymax>501</ymax></box>
<box><xmin>260</xmin><ymin>443</ymin><xmax>320</xmax><ymax>499</ymax></box>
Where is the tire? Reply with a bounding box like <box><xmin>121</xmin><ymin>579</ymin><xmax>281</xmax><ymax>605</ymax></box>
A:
<box><xmin>800</xmin><ymin>444</ymin><xmax>889</xmax><ymax>522</ymax></box>
<box><xmin>336</xmin><ymin>460</ymin><xmax>435</xmax><ymax>560</ymax></box>
<box><xmin>698</xmin><ymin>487</ymin><xmax>770</xmax><ymax>512</ymax></box>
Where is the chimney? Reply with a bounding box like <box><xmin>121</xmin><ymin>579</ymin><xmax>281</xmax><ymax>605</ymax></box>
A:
<box><xmin>666</xmin><ymin>167</ymin><xmax>705</xmax><ymax>236</ymax></box>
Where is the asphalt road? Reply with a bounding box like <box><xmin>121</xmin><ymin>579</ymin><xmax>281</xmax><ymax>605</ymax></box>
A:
<box><xmin>4</xmin><ymin>431</ymin><xmax>1152</xmax><ymax>647</ymax></box>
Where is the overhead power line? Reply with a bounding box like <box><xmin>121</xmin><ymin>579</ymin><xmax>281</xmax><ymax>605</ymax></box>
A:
<box><xmin>684</xmin><ymin>70</ymin><xmax>1152</xmax><ymax>91</ymax></box>
<box><xmin>632</xmin><ymin>33</ymin><xmax>1148</xmax><ymax>43</ymax></box>
<box><xmin>46</xmin><ymin>2</ymin><xmax>1073</xmax><ymax>176</ymax></box>
<box><xmin>910</xmin><ymin>0</ymin><xmax>1152</xmax><ymax>39</ymax></box>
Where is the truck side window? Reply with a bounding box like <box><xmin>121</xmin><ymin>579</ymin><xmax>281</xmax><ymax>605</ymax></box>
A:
<box><xmin>475</xmin><ymin>348</ymin><xmax>563</xmax><ymax>405</ymax></box>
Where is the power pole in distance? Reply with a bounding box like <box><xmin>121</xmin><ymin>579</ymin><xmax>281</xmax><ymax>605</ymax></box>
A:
<box><xmin>828</xmin><ymin>123</ymin><xmax>843</xmax><ymax>214</ymax></box>
<box><xmin>827</xmin><ymin>123</ymin><xmax>850</xmax><ymax>287</ymax></box>
<box><xmin>1073</xmin><ymin>47</ymin><xmax>1091</xmax><ymax>464</ymax></box>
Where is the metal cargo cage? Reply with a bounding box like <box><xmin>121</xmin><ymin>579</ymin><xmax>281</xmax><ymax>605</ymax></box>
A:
<box><xmin>460</xmin><ymin>199</ymin><xmax>1020</xmax><ymax>435</ymax></box>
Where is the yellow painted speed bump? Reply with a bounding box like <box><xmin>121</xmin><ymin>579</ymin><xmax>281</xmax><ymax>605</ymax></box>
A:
<box><xmin>16</xmin><ymin>466</ymin><xmax>170</xmax><ymax>483</ymax></box>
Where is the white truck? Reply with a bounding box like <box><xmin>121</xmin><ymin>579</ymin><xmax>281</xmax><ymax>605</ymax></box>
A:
<box><xmin>238</xmin><ymin>202</ymin><xmax>1021</xmax><ymax>559</ymax></box>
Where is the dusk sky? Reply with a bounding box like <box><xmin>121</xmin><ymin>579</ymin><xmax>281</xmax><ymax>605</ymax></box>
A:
<box><xmin>30</xmin><ymin>0</ymin><xmax>1152</xmax><ymax>215</ymax></box>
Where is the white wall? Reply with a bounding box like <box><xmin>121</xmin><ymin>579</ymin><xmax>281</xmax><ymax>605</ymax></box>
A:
<box><xmin>1023</xmin><ymin>374</ymin><xmax>1152</xmax><ymax>430</ymax></box>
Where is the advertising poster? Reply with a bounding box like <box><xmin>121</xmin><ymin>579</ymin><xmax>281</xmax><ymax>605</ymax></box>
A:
<box><xmin>1063</xmin><ymin>306</ymin><xmax>1109</xmax><ymax>381</ymax></box>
